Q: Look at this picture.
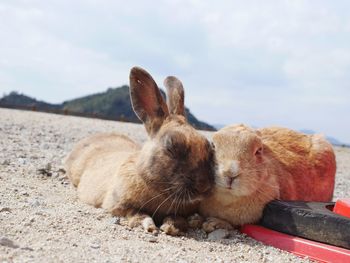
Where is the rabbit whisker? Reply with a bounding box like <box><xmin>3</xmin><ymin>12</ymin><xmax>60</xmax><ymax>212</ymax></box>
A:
<box><xmin>186</xmin><ymin>189</ymin><xmax>192</xmax><ymax>204</ymax></box>
<box><xmin>166</xmin><ymin>194</ymin><xmax>177</xmax><ymax>214</ymax></box>
<box><xmin>151</xmin><ymin>190</ymin><xmax>177</xmax><ymax>219</ymax></box>
<box><xmin>138</xmin><ymin>187</ymin><xmax>173</xmax><ymax>213</ymax></box>
<box><xmin>174</xmin><ymin>189</ymin><xmax>184</xmax><ymax>217</ymax></box>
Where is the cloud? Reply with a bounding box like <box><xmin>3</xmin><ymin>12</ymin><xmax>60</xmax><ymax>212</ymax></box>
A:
<box><xmin>0</xmin><ymin>1</ymin><xmax>135</xmax><ymax>102</ymax></box>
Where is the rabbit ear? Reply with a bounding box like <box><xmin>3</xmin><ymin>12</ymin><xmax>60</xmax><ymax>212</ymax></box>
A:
<box><xmin>129</xmin><ymin>67</ymin><xmax>169</xmax><ymax>136</ymax></box>
<box><xmin>164</xmin><ymin>76</ymin><xmax>185</xmax><ymax>117</ymax></box>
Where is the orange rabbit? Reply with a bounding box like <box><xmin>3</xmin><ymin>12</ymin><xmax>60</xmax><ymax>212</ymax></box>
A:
<box><xmin>200</xmin><ymin>124</ymin><xmax>336</xmax><ymax>229</ymax></box>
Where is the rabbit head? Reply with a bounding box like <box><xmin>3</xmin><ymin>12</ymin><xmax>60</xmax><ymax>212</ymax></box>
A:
<box><xmin>212</xmin><ymin>124</ymin><xmax>268</xmax><ymax>197</ymax></box>
<box><xmin>129</xmin><ymin>67</ymin><xmax>215</xmax><ymax>208</ymax></box>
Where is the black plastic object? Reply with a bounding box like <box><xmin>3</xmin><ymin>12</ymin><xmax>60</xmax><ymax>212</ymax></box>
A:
<box><xmin>259</xmin><ymin>200</ymin><xmax>350</xmax><ymax>249</ymax></box>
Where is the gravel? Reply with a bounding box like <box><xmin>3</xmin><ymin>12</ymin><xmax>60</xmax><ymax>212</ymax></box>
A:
<box><xmin>1</xmin><ymin>108</ymin><xmax>349</xmax><ymax>263</ymax></box>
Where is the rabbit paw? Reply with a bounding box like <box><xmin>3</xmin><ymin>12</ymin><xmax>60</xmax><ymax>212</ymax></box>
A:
<box><xmin>187</xmin><ymin>213</ymin><xmax>204</xmax><ymax>229</ymax></box>
<box><xmin>160</xmin><ymin>216</ymin><xmax>188</xmax><ymax>236</ymax></box>
<box><xmin>202</xmin><ymin>217</ymin><xmax>233</xmax><ymax>233</ymax></box>
<box><xmin>128</xmin><ymin>214</ymin><xmax>158</xmax><ymax>234</ymax></box>
<box><xmin>142</xmin><ymin>217</ymin><xmax>159</xmax><ymax>234</ymax></box>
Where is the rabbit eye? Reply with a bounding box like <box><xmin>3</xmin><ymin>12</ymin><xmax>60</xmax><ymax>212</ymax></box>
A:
<box><xmin>166</xmin><ymin>145</ymin><xmax>176</xmax><ymax>157</ymax></box>
<box><xmin>255</xmin><ymin>147</ymin><xmax>263</xmax><ymax>156</ymax></box>
<box><xmin>163</xmin><ymin>132</ymin><xmax>190</xmax><ymax>160</ymax></box>
<box><xmin>164</xmin><ymin>142</ymin><xmax>177</xmax><ymax>157</ymax></box>
<box><xmin>164</xmin><ymin>140</ymin><xmax>189</xmax><ymax>159</ymax></box>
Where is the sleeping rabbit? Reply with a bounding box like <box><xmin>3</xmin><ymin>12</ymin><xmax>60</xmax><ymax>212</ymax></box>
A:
<box><xmin>200</xmin><ymin>124</ymin><xmax>336</xmax><ymax>231</ymax></box>
<box><xmin>65</xmin><ymin>67</ymin><xmax>215</xmax><ymax>235</ymax></box>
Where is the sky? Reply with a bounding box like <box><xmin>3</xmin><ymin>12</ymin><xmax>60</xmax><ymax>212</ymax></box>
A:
<box><xmin>1</xmin><ymin>0</ymin><xmax>349</xmax><ymax>144</ymax></box>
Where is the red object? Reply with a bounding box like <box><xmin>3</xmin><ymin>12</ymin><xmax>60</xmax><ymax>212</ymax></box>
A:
<box><xmin>333</xmin><ymin>198</ymin><xmax>350</xmax><ymax>218</ymax></box>
<box><xmin>241</xmin><ymin>224</ymin><xmax>350</xmax><ymax>263</ymax></box>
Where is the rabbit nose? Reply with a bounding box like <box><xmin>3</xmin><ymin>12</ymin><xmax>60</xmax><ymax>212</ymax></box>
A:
<box><xmin>224</xmin><ymin>176</ymin><xmax>234</xmax><ymax>189</ymax></box>
<box><xmin>224</xmin><ymin>173</ymin><xmax>240</xmax><ymax>189</ymax></box>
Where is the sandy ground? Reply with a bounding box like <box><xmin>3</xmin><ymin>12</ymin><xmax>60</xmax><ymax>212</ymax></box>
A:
<box><xmin>1</xmin><ymin>108</ymin><xmax>349</xmax><ymax>263</ymax></box>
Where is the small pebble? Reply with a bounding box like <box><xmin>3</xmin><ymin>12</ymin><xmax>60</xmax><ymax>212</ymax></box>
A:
<box><xmin>148</xmin><ymin>237</ymin><xmax>158</xmax><ymax>243</ymax></box>
<box><xmin>28</xmin><ymin>199</ymin><xmax>41</xmax><ymax>207</ymax></box>
<box><xmin>0</xmin><ymin>237</ymin><xmax>19</xmax><ymax>248</ymax></box>
<box><xmin>18</xmin><ymin>158</ymin><xmax>26</xmax><ymax>165</ymax></box>
<box><xmin>0</xmin><ymin>207</ymin><xmax>11</xmax><ymax>213</ymax></box>
<box><xmin>90</xmin><ymin>243</ymin><xmax>100</xmax><ymax>249</ymax></box>
<box><xmin>207</xmin><ymin>229</ymin><xmax>230</xmax><ymax>241</ymax></box>
<box><xmin>21</xmin><ymin>247</ymin><xmax>34</xmax><ymax>251</ymax></box>
<box><xmin>110</xmin><ymin>217</ymin><xmax>121</xmax><ymax>225</ymax></box>
<box><xmin>20</xmin><ymin>191</ymin><xmax>29</xmax><ymax>196</ymax></box>
<box><xmin>52</xmin><ymin>172</ymin><xmax>59</xmax><ymax>178</ymax></box>
<box><xmin>24</xmin><ymin>217</ymin><xmax>36</xmax><ymax>226</ymax></box>
<box><xmin>2</xmin><ymin>160</ymin><xmax>10</xmax><ymax>165</ymax></box>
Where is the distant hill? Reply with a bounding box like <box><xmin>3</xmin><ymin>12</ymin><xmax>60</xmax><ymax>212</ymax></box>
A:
<box><xmin>0</xmin><ymin>88</ymin><xmax>215</xmax><ymax>131</ymax></box>
<box><xmin>0</xmin><ymin>91</ymin><xmax>61</xmax><ymax>111</ymax></box>
<box><xmin>62</xmin><ymin>86</ymin><xmax>139</xmax><ymax>123</ymax></box>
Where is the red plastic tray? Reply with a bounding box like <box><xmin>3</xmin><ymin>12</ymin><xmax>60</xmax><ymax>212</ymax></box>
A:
<box><xmin>241</xmin><ymin>224</ymin><xmax>350</xmax><ymax>263</ymax></box>
<box><xmin>334</xmin><ymin>198</ymin><xmax>350</xmax><ymax>218</ymax></box>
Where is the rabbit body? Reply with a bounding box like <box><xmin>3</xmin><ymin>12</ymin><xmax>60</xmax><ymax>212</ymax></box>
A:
<box><xmin>66</xmin><ymin>133</ymin><xmax>142</xmax><ymax>213</ymax></box>
<box><xmin>200</xmin><ymin>124</ymin><xmax>336</xmax><ymax>226</ymax></box>
<box><xmin>260</xmin><ymin>127</ymin><xmax>336</xmax><ymax>201</ymax></box>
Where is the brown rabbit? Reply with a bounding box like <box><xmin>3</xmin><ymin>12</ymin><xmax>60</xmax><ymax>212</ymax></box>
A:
<box><xmin>65</xmin><ymin>67</ymin><xmax>215</xmax><ymax>235</ymax></box>
<box><xmin>200</xmin><ymin>124</ymin><xmax>336</xmax><ymax>230</ymax></box>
